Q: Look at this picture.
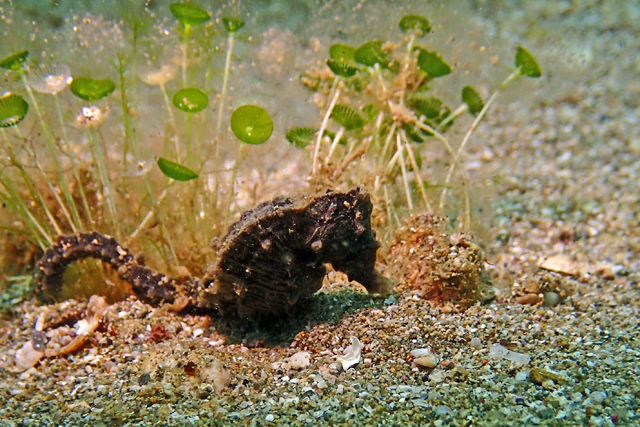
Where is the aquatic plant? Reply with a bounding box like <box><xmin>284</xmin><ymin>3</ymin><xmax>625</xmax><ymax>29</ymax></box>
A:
<box><xmin>69</xmin><ymin>76</ymin><xmax>120</xmax><ymax>231</ymax></box>
<box><xmin>156</xmin><ymin>157</ymin><xmax>198</xmax><ymax>182</ymax></box>
<box><xmin>215</xmin><ymin>16</ymin><xmax>245</xmax><ymax>151</ymax></box>
<box><xmin>290</xmin><ymin>14</ymin><xmax>542</xmax><ymax>228</ymax></box>
<box><xmin>172</xmin><ymin>87</ymin><xmax>209</xmax><ymax>166</ymax></box>
<box><xmin>225</xmin><ymin>104</ymin><xmax>273</xmax><ymax>228</ymax></box>
<box><xmin>169</xmin><ymin>2</ymin><xmax>211</xmax><ymax>86</ymax></box>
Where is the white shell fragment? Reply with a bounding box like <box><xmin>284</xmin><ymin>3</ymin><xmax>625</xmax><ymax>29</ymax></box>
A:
<box><xmin>45</xmin><ymin>295</ymin><xmax>108</xmax><ymax>357</ymax></box>
<box><xmin>337</xmin><ymin>336</ymin><xmax>362</xmax><ymax>371</ymax></box>
<box><xmin>14</xmin><ymin>341</ymin><xmax>44</xmax><ymax>371</ymax></box>
<box><xmin>489</xmin><ymin>343</ymin><xmax>531</xmax><ymax>364</ymax></box>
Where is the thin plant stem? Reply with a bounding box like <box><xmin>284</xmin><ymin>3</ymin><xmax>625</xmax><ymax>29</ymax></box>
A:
<box><xmin>160</xmin><ymin>83</ymin><xmax>176</xmax><ymax>129</ymax></box>
<box><xmin>128</xmin><ymin>181</ymin><xmax>172</xmax><ymax>242</ymax></box>
<box><xmin>3</xmin><ymin>128</ymin><xmax>66</xmax><ymax>235</ymax></box>
<box><xmin>186</xmin><ymin>113</ymin><xmax>193</xmax><ymax>167</ymax></box>
<box><xmin>215</xmin><ymin>31</ymin><xmax>235</xmax><ymax>156</ymax></box>
<box><xmin>21</xmin><ymin>74</ymin><xmax>83</xmax><ymax>230</ymax></box>
<box><xmin>413</xmin><ymin>118</ymin><xmax>471</xmax><ymax>225</ymax></box>
<box><xmin>224</xmin><ymin>143</ymin><xmax>247</xmax><ymax>231</ymax></box>
<box><xmin>53</xmin><ymin>95</ymin><xmax>93</xmax><ymax>225</ymax></box>
<box><xmin>401</xmin><ymin>130</ymin><xmax>432</xmax><ymax>210</ymax></box>
<box><xmin>313</xmin><ymin>79</ymin><xmax>341</xmax><ymax>175</ymax></box>
<box><xmin>181</xmin><ymin>24</ymin><xmax>192</xmax><ymax>87</ymax></box>
<box><xmin>395</xmin><ymin>132</ymin><xmax>413</xmax><ymax>211</ymax></box>
<box><xmin>379</xmin><ymin>122</ymin><xmax>397</xmax><ymax>166</ymax></box>
<box><xmin>88</xmin><ymin>130</ymin><xmax>119</xmax><ymax>232</ymax></box>
<box><xmin>325</xmin><ymin>127</ymin><xmax>345</xmax><ymax>166</ymax></box>
<box><xmin>439</xmin><ymin>70</ymin><xmax>520</xmax><ymax>217</ymax></box>
<box><xmin>0</xmin><ymin>174</ymin><xmax>52</xmax><ymax>246</ymax></box>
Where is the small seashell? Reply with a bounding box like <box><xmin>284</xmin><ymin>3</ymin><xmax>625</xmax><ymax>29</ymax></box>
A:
<box><xmin>337</xmin><ymin>336</ymin><xmax>361</xmax><ymax>371</ymax></box>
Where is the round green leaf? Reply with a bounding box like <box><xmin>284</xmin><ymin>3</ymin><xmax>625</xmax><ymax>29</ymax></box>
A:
<box><xmin>286</xmin><ymin>127</ymin><xmax>317</xmax><ymax>149</ymax></box>
<box><xmin>169</xmin><ymin>3</ymin><xmax>210</xmax><ymax>26</ymax></box>
<box><xmin>172</xmin><ymin>88</ymin><xmax>209</xmax><ymax>113</ymax></box>
<box><xmin>222</xmin><ymin>17</ymin><xmax>245</xmax><ymax>33</ymax></box>
<box><xmin>329</xmin><ymin>43</ymin><xmax>356</xmax><ymax>62</ymax></box>
<box><xmin>399</xmin><ymin>15</ymin><xmax>431</xmax><ymax>37</ymax></box>
<box><xmin>0</xmin><ymin>93</ymin><xmax>29</xmax><ymax>128</ymax></box>
<box><xmin>230</xmin><ymin>104</ymin><xmax>273</xmax><ymax>145</ymax></box>
<box><xmin>515</xmin><ymin>46</ymin><xmax>542</xmax><ymax>78</ymax></box>
<box><xmin>69</xmin><ymin>77</ymin><xmax>116</xmax><ymax>101</ymax></box>
<box><xmin>331</xmin><ymin>104</ymin><xmax>365</xmax><ymax>131</ymax></box>
<box><xmin>156</xmin><ymin>157</ymin><xmax>198</xmax><ymax>181</ymax></box>
<box><xmin>0</xmin><ymin>50</ymin><xmax>29</xmax><ymax>70</ymax></box>
<box><xmin>417</xmin><ymin>49</ymin><xmax>452</xmax><ymax>78</ymax></box>
<box><xmin>461</xmin><ymin>85</ymin><xmax>484</xmax><ymax>116</ymax></box>
<box><xmin>326</xmin><ymin>59</ymin><xmax>360</xmax><ymax>78</ymax></box>
<box><xmin>354</xmin><ymin>41</ymin><xmax>390</xmax><ymax>68</ymax></box>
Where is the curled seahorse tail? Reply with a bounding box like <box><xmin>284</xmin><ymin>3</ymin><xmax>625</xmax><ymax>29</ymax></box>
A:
<box><xmin>35</xmin><ymin>231</ymin><xmax>183</xmax><ymax>306</ymax></box>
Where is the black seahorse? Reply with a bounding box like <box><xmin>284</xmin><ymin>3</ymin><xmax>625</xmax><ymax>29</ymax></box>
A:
<box><xmin>36</xmin><ymin>188</ymin><xmax>392</xmax><ymax>319</ymax></box>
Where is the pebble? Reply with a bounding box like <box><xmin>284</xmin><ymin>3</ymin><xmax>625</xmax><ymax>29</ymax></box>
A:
<box><xmin>543</xmin><ymin>292</ymin><xmax>560</xmax><ymax>307</ymax></box>
<box><xmin>414</xmin><ymin>355</ymin><xmax>438</xmax><ymax>368</ymax></box>
<box><xmin>470</xmin><ymin>337</ymin><xmax>482</xmax><ymax>350</ymax></box>
<box><xmin>265</xmin><ymin>414</ymin><xmax>275</xmax><ymax>422</ymax></box>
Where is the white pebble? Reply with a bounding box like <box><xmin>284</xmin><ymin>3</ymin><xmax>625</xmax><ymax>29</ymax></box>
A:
<box><xmin>192</xmin><ymin>328</ymin><xmax>203</xmax><ymax>338</ymax></box>
<box><xmin>414</xmin><ymin>355</ymin><xmax>438</xmax><ymax>369</ymax></box>
<box><xmin>470</xmin><ymin>337</ymin><xmax>482</xmax><ymax>350</ymax></box>
<box><xmin>265</xmin><ymin>414</ymin><xmax>275</xmax><ymax>422</ymax></box>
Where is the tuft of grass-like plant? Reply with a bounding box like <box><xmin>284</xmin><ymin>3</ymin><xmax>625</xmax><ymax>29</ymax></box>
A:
<box><xmin>288</xmin><ymin>14</ymin><xmax>543</xmax><ymax>228</ymax></box>
<box><xmin>69</xmin><ymin>75</ymin><xmax>120</xmax><ymax>231</ymax></box>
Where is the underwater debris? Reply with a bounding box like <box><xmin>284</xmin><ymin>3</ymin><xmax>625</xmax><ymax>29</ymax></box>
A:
<box><xmin>489</xmin><ymin>343</ymin><xmax>530</xmax><ymax>364</ymax></box>
<box><xmin>45</xmin><ymin>295</ymin><xmax>107</xmax><ymax>357</ymax></box>
<box><xmin>337</xmin><ymin>336</ymin><xmax>362</xmax><ymax>371</ymax></box>
<box><xmin>387</xmin><ymin>214</ymin><xmax>494</xmax><ymax>308</ymax></box>
<box><xmin>36</xmin><ymin>188</ymin><xmax>391</xmax><ymax>320</ymax></box>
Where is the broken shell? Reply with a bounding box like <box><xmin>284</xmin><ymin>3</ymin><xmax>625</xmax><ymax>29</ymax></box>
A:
<box><xmin>45</xmin><ymin>295</ymin><xmax>107</xmax><ymax>357</ymax></box>
<box><xmin>337</xmin><ymin>336</ymin><xmax>362</xmax><ymax>371</ymax></box>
